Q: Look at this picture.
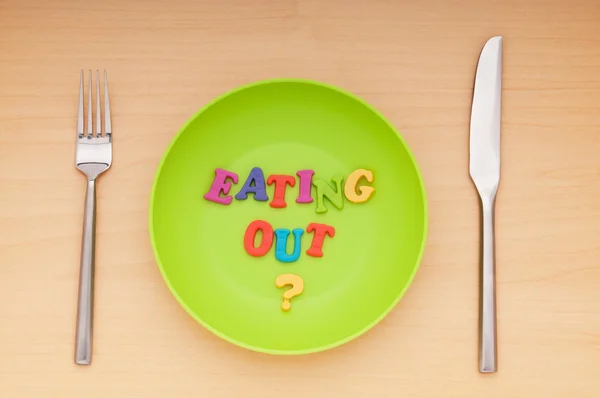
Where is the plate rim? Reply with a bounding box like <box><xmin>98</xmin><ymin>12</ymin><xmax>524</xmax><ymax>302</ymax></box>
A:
<box><xmin>148</xmin><ymin>77</ymin><xmax>429</xmax><ymax>355</ymax></box>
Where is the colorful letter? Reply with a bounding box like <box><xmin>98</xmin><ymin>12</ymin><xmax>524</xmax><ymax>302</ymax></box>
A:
<box><xmin>306</xmin><ymin>223</ymin><xmax>335</xmax><ymax>257</ymax></box>
<box><xmin>267</xmin><ymin>175</ymin><xmax>295</xmax><ymax>208</ymax></box>
<box><xmin>244</xmin><ymin>220</ymin><xmax>274</xmax><ymax>257</ymax></box>
<box><xmin>296</xmin><ymin>169</ymin><xmax>314</xmax><ymax>204</ymax></box>
<box><xmin>312</xmin><ymin>176</ymin><xmax>344</xmax><ymax>214</ymax></box>
<box><xmin>344</xmin><ymin>169</ymin><xmax>375</xmax><ymax>203</ymax></box>
<box><xmin>274</xmin><ymin>228</ymin><xmax>304</xmax><ymax>263</ymax></box>
<box><xmin>235</xmin><ymin>167</ymin><xmax>269</xmax><ymax>201</ymax></box>
<box><xmin>203</xmin><ymin>168</ymin><xmax>239</xmax><ymax>205</ymax></box>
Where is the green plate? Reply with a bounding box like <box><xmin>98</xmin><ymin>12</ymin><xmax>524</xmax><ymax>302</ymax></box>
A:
<box><xmin>149</xmin><ymin>79</ymin><xmax>427</xmax><ymax>355</ymax></box>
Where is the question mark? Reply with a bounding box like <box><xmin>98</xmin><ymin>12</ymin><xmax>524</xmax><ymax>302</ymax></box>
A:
<box><xmin>275</xmin><ymin>274</ymin><xmax>304</xmax><ymax>311</ymax></box>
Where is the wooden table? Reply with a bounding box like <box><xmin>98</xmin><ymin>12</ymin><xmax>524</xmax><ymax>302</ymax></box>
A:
<box><xmin>1</xmin><ymin>0</ymin><xmax>599</xmax><ymax>396</ymax></box>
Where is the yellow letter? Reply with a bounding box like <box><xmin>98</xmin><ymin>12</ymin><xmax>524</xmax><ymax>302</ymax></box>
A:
<box><xmin>344</xmin><ymin>169</ymin><xmax>375</xmax><ymax>203</ymax></box>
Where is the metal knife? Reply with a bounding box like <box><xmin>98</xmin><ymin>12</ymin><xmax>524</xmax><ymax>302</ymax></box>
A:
<box><xmin>469</xmin><ymin>36</ymin><xmax>502</xmax><ymax>373</ymax></box>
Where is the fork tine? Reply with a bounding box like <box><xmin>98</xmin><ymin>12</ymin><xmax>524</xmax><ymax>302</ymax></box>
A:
<box><xmin>87</xmin><ymin>70</ymin><xmax>92</xmax><ymax>138</ymax></box>
<box><xmin>104</xmin><ymin>71</ymin><xmax>112</xmax><ymax>138</ymax></box>
<box><xmin>77</xmin><ymin>70</ymin><xmax>84</xmax><ymax>138</ymax></box>
<box><xmin>96</xmin><ymin>70</ymin><xmax>101</xmax><ymax>137</ymax></box>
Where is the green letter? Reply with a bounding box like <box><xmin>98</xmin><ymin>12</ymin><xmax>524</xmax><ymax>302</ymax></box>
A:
<box><xmin>312</xmin><ymin>176</ymin><xmax>344</xmax><ymax>214</ymax></box>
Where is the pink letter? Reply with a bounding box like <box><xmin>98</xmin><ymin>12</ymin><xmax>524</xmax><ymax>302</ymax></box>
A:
<box><xmin>296</xmin><ymin>169</ymin><xmax>314</xmax><ymax>203</ymax></box>
<box><xmin>203</xmin><ymin>168</ymin><xmax>239</xmax><ymax>205</ymax></box>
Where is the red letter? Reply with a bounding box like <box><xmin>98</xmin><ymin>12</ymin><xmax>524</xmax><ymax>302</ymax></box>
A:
<box><xmin>244</xmin><ymin>220</ymin><xmax>274</xmax><ymax>257</ymax></box>
<box><xmin>267</xmin><ymin>175</ymin><xmax>296</xmax><ymax>208</ymax></box>
<box><xmin>306</xmin><ymin>223</ymin><xmax>335</xmax><ymax>257</ymax></box>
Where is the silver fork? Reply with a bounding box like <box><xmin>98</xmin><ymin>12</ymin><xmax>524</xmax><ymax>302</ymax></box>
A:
<box><xmin>74</xmin><ymin>70</ymin><xmax>112</xmax><ymax>365</ymax></box>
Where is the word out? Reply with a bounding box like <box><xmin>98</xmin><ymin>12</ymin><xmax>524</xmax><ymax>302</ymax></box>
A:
<box><xmin>204</xmin><ymin>167</ymin><xmax>375</xmax><ymax>213</ymax></box>
<box><xmin>244</xmin><ymin>220</ymin><xmax>335</xmax><ymax>262</ymax></box>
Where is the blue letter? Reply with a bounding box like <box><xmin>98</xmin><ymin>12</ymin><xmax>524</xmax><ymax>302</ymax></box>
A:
<box><xmin>274</xmin><ymin>228</ymin><xmax>304</xmax><ymax>263</ymax></box>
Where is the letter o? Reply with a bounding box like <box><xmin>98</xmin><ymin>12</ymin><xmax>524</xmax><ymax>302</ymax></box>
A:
<box><xmin>244</xmin><ymin>220</ymin><xmax>274</xmax><ymax>257</ymax></box>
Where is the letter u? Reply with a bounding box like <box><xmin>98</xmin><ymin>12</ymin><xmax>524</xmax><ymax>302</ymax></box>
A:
<box><xmin>274</xmin><ymin>228</ymin><xmax>304</xmax><ymax>263</ymax></box>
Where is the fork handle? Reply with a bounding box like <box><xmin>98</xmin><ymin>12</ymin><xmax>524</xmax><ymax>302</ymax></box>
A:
<box><xmin>479</xmin><ymin>194</ymin><xmax>497</xmax><ymax>373</ymax></box>
<box><xmin>75</xmin><ymin>179</ymin><xmax>96</xmax><ymax>365</ymax></box>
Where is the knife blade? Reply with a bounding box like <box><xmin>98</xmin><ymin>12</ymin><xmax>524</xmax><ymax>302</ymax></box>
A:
<box><xmin>469</xmin><ymin>36</ymin><xmax>502</xmax><ymax>373</ymax></box>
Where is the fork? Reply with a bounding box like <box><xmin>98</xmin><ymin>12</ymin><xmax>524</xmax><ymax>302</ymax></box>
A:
<box><xmin>74</xmin><ymin>69</ymin><xmax>112</xmax><ymax>365</ymax></box>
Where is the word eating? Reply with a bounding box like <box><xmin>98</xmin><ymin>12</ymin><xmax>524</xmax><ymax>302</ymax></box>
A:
<box><xmin>203</xmin><ymin>167</ymin><xmax>375</xmax><ymax>213</ymax></box>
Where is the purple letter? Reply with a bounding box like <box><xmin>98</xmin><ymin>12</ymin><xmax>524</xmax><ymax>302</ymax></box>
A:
<box><xmin>203</xmin><ymin>168</ymin><xmax>239</xmax><ymax>205</ymax></box>
<box><xmin>235</xmin><ymin>167</ymin><xmax>269</xmax><ymax>201</ymax></box>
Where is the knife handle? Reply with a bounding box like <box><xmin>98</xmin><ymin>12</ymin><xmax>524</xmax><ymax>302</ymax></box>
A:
<box><xmin>479</xmin><ymin>194</ymin><xmax>497</xmax><ymax>373</ymax></box>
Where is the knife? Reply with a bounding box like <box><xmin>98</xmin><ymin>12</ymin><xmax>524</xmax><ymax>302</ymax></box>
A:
<box><xmin>469</xmin><ymin>36</ymin><xmax>502</xmax><ymax>373</ymax></box>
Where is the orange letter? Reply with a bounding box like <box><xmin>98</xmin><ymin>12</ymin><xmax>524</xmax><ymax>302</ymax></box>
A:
<box><xmin>344</xmin><ymin>169</ymin><xmax>375</xmax><ymax>203</ymax></box>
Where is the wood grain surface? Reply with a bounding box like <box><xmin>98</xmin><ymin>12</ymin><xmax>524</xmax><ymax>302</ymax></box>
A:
<box><xmin>1</xmin><ymin>0</ymin><xmax>599</xmax><ymax>396</ymax></box>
